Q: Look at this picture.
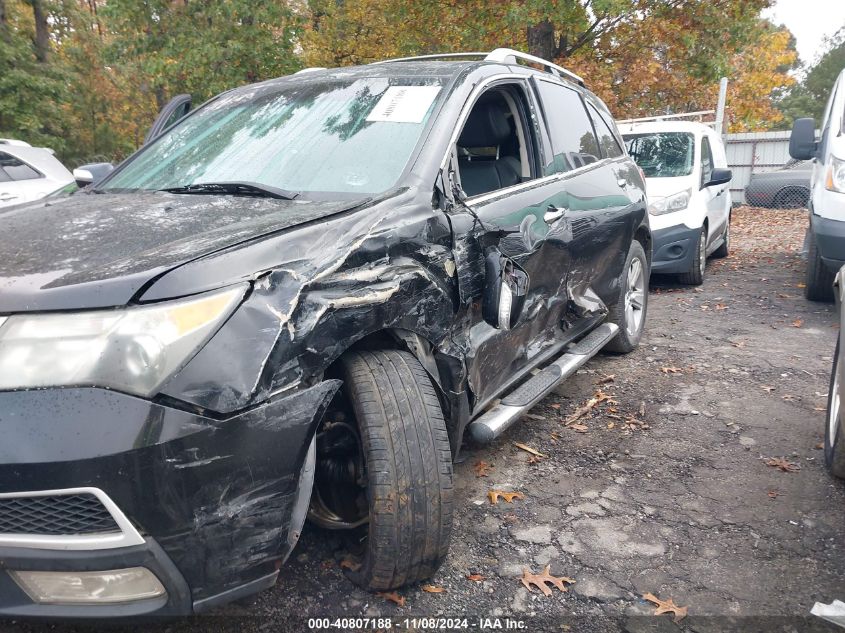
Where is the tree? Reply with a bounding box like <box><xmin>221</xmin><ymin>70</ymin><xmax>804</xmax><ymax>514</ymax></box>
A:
<box><xmin>0</xmin><ymin>0</ymin><xmax>70</xmax><ymax>153</ymax></box>
<box><xmin>303</xmin><ymin>0</ymin><xmax>792</xmax><ymax>130</ymax></box>
<box><xmin>776</xmin><ymin>28</ymin><xmax>845</xmax><ymax>128</ymax></box>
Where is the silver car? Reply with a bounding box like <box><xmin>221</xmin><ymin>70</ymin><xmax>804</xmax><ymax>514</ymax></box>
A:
<box><xmin>744</xmin><ymin>160</ymin><xmax>812</xmax><ymax>209</ymax></box>
<box><xmin>0</xmin><ymin>142</ymin><xmax>74</xmax><ymax>209</ymax></box>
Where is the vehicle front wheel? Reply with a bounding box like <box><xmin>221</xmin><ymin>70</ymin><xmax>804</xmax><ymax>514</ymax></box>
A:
<box><xmin>678</xmin><ymin>226</ymin><xmax>706</xmax><ymax>285</ymax></box>
<box><xmin>605</xmin><ymin>240</ymin><xmax>648</xmax><ymax>353</ymax></box>
<box><xmin>805</xmin><ymin>231</ymin><xmax>835</xmax><ymax>302</ymax></box>
<box><xmin>311</xmin><ymin>349</ymin><xmax>454</xmax><ymax>590</ymax></box>
<box><xmin>825</xmin><ymin>340</ymin><xmax>845</xmax><ymax>478</ymax></box>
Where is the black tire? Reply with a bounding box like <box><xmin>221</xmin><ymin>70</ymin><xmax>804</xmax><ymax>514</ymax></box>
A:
<box><xmin>338</xmin><ymin>350</ymin><xmax>453</xmax><ymax>590</ymax></box>
<box><xmin>678</xmin><ymin>226</ymin><xmax>706</xmax><ymax>285</ymax></box>
<box><xmin>605</xmin><ymin>240</ymin><xmax>648</xmax><ymax>354</ymax></box>
<box><xmin>774</xmin><ymin>187</ymin><xmax>810</xmax><ymax>209</ymax></box>
<box><xmin>824</xmin><ymin>340</ymin><xmax>845</xmax><ymax>478</ymax></box>
<box><xmin>712</xmin><ymin>217</ymin><xmax>730</xmax><ymax>259</ymax></box>
<box><xmin>806</xmin><ymin>231</ymin><xmax>835</xmax><ymax>302</ymax></box>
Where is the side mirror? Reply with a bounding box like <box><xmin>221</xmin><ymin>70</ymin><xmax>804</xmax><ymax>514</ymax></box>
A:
<box><xmin>704</xmin><ymin>167</ymin><xmax>732</xmax><ymax>188</ymax></box>
<box><xmin>73</xmin><ymin>162</ymin><xmax>114</xmax><ymax>188</ymax></box>
<box><xmin>789</xmin><ymin>118</ymin><xmax>817</xmax><ymax>160</ymax></box>
<box><xmin>482</xmin><ymin>248</ymin><xmax>530</xmax><ymax>330</ymax></box>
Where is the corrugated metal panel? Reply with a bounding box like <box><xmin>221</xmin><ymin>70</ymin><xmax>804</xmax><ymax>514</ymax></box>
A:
<box><xmin>723</xmin><ymin>130</ymin><xmax>813</xmax><ymax>204</ymax></box>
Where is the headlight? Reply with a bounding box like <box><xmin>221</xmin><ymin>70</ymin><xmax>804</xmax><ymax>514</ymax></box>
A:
<box><xmin>825</xmin><ymin>156</ymin><xmax>845</xmax><ymax>193</ymax></box>
<box><xmin>0</xmin><ymin>286</ymin><xmax>245</xmax><ymax>397</ymax></box>
<box><xmin>648</xmin><ymin>189</ymin><xmax>691</xmax><ymax>216</ymax></box>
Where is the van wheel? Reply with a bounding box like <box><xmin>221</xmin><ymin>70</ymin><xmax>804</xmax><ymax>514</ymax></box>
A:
<box><xmin>825</xmin><ymin>340</ymin><xmax>845</xmax><ymax>478</ymax></box>
<box><xmin>712</xmin><ymin>219</ymin><xmax>730</xmax><ymax>259</ymax></box>
<box><xmin>314</xmin><ymin>350</ymin><xmax>453</xmax><ymax>591</ymax></box>
<box><xmin>806</xmin><ymin>232</ymin><xmax>835</xmax><ymax>302</ymax></box>
<box><xmin>678</xmin><ymin>227</ymin><xmax>706</xmax><ymax>285</ymax></box>
<box><xmin>605</xmin><ymin>240</ymin><xmax>648</xmax><ymax>354</ymax></box>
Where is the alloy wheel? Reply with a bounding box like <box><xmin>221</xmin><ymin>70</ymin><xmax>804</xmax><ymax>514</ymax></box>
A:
<box><xmin>624</xmin><ymin>256</ymin><xmax>646</xmax><ymax>337</ymax></box>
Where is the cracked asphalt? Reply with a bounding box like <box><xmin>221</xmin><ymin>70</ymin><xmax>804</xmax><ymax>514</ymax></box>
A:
<box><xmin>4</xmin><ymin>206</ymin><xmax>845</xmax><ymax>633</ymax></box>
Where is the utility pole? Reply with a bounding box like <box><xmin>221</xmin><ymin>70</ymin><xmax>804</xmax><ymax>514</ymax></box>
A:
<box><xmin>715</xmin><ymin>77</ymin><xmax>728</xmax><ymax>135</ymax></box>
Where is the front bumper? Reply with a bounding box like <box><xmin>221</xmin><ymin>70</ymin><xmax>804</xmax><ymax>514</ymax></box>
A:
<box><xmin>649</xmin><ymin>223</ymin><xmax>700</xmax><ymax>274</ymax></box>
<box><xmin>0</xmin><ymin>380</ymin><xmax>339</xmax><ymax>617</ymax></box>
<box><xmin>811</xmin><ymin>212</ymin><xmax>845</xmax><ymax>271</ymax></box>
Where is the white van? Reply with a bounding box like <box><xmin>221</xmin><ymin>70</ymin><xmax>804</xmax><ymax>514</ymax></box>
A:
<box><xmin>620</xmin><ymin>121</ymin><xmax>732</xmax><ymax>285</ymax></box>
<box><xmin>789</xmin><ymin>68</ymin><xmax>845</xmax><ymax>302</ymax></box>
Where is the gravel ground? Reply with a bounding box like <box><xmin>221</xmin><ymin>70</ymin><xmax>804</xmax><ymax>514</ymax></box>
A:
<box><xmin>3</xmin><ymin>206</ymin><xmax>844</xmax><ymax>633</ymax></box>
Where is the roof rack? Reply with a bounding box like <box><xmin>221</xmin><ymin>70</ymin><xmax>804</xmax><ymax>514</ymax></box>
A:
<box><xmin>372</xmin><ymin>48</ymin><xmax>585</xmax><ymax>87</ymax></box>
<box><xmin>617</xmin><ymin>110</ymin><xmax>717</xmax><ymax>127</ymax></box>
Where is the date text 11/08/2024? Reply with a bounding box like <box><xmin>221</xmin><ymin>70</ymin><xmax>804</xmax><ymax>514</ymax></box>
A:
<box><xmin>306</xmin><ymin>617</ymin><xmax>527</xmax><ymax>629</ymax></box>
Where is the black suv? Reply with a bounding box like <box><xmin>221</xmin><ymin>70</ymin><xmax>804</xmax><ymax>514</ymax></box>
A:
<box><xmin>0</xmin><ymin>49</ymin><xmax>649</xmax><ymax>617</ymax></box>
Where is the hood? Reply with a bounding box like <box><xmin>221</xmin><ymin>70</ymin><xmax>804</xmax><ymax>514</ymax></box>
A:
<box><xmin>643</xmin><ymin>175</ymin><xmax>695</xmax><ymax>200</ymax></box>
<box><xmin>0</xmin><ymin>192</ymin><xmax>366</xmax><ymax>313</ymax></box>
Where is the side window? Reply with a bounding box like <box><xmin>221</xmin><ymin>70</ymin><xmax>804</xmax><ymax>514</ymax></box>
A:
<box><xmin>700</xmin><ymin>137</ymin><xmax>714</xmax><ymax>187</ymax></box>
<box><xmin>587</xmin><ymin>103</ymin><xmax>624</xmax><ymax>158</ymax></box>
<box><xmin>455</xmin><ymin>85</ymin><xmax>537</xmax><ymax>198</ymax></box>
<box><xmin>0</xmin><ymin>152</ymin><xmax>42</xmax><ymax>181</ymax></box>
<box><xmin>535</xmin><ymin>81</ymin><xmax>599</xmax><ymax>174</ymax></box>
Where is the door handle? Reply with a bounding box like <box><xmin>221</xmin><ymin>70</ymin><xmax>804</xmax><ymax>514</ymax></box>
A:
<box><xmin>0</xmin><ymin>194</ymin><xmax>17</xmax><ymax>201</ymax></box>
<box><xmin>544</xmin><ymin>205</ymin><xmax>567</xmax><ymax>223</ymax></box>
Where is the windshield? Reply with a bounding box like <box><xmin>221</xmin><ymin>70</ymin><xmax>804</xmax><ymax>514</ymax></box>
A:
<box><xmin>102</xmin><ymin>77</ymin><xmax>444</xmax><ymax>197</ymax></box>
<box><xmin>623</xmin><ymin>132</ymin><xmax>694</xmax><ymax>178</ymax></box>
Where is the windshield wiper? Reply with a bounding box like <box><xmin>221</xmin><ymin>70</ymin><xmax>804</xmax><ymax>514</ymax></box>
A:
<box><xmin>160</xmin><ymin>181</ymin><xmax>300</xmax><ymax>200</ymax></box>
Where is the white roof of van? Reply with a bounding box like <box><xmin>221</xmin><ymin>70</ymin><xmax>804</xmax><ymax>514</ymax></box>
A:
<box><xmin>617</xmin><ymin>120</ymin><xmax>717</xmax><ymax>136</ymax></box>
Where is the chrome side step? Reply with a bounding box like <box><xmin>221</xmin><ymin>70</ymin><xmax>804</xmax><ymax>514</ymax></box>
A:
<box><xmin>468</xmin><ymin>323</ymin><xmax>619</xmax><ymax>444</ymax></box>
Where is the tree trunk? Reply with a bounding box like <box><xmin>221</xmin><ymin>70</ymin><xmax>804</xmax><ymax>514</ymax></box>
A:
<box><xmin>527</xmin><ymin>21</ymin><xmax>555</xmax><ymax>60</ymax></box>
<box><xmin>27</xmin><ymin>0</ymin><xmax>50</xmax><ymax>63</ymax></box>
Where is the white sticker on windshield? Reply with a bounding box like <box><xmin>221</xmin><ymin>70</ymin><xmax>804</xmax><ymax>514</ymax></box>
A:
<box><xmin>366</xmin><ymin>86</ymin><xmax>441</xmax><ymax>124</ymax></box>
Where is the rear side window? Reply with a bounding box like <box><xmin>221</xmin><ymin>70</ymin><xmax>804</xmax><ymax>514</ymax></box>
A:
<box><xmin>0</xmin><ymin>152</ymin><xmax>41</xmax><ymax>181</ymax></box>
<box><xmin>700</xmin><ymin>137</ymin><xmax>714</xmax><ymax>187</ymax></box>
<box><xmin>587</xmin><ymin>104</ymin><xmax>624</xmax><ymax>158</ymax></box>
<box><xmin>535</xmin><ymin>81</ymin><xmax>599</xmax><ymax>174</ymax></box>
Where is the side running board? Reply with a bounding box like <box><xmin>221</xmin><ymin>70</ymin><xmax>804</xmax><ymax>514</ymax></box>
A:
<box><xmin>469</xmin><ymin>323</ymin><xmax>619</xmax><ymax>444</ymax></box>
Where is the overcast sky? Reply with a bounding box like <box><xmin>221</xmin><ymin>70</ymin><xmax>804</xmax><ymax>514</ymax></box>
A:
<box><xmin>764</xmin><ymin>0</ymin><xmax>845</xmax><ymax>66</ymax></box>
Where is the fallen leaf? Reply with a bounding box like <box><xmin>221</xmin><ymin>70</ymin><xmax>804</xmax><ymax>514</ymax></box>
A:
<box><xmin>792</xmin><ymin>319</ymin><xmax>803</xmax><ymax>328</ymax></box>
<box><xmin>643</xmin><ymin>592</ymin><xmax>688</xmax><ymax>623</ymax></box>
<box><xmin>339</xmin><ymin>558</ymin><xmax>361</xmax><ymax>572</ymax></box>
<box><xmin>466</xmin><ymin>573</ymin><xmax>485</xmax><ymax>582</ymax></box>
<box><xmin>488</xmin><ymin>490</ymin><xmax>525</xmax><ymax>505</ymax></box>
<box><xmin>473</xmin><ymin>461</ymin><xmax>493</xmax><ymax>478</ymax></box>
<box><xmin>513</xmin><ymin>442</ymin><xmax>547</xmax><ymax>458</ymax></box>
<box><xmin>377</xmin><ymin>591</ymin><xmax>406</xmax><ymax>607</ymax></box>
<box><xmin>595</xmin><ymin>374</ymin><xmax>615</xmax><ymax>385</ymax></box>
<box><xmin>660</xmin><ymin>366</ymin><xmax>683</xmax><ymax>374</ymax></box>
<box><xmin>815</xmin><ymin>442</ymin><xmax>824</xmax><ymax>450</ymax></box>
<box><xmin>797</xmin><ymin>283</ymin><xmax>806</xmax><ymax>288</ymax></box>
<box><xmin>768</xmin><ymin>490</ymin><xmax>780</xmax><ymax>498</ymax></box>
<box><xmin>521</xmin><ymin>565</ymin><xmax>575</xmax><ymax>596</ymax></box>
<box><xmin>730</xmin><ymin>340</ymin><xmax>745</xmax><ymax>348</ymax></box>
<box><xmin>761</xmin><ymin>385</ymin><xmax>776</xmax><ymax>392</ymax></box>
<box><xmin>527</xmin><ymin>454</ymin><xmax>544</xmax><ymax>464</ymax></box>
<box><xmin>715</xmin><ymin>303</ymin><xmax>728</xmax><ymax>310</ymax></box>
<box><xmin>421</xmin><ymin>584</ymin><xmax>445</xmax><ymax>593</ymax></box>
<box><xmin>568</xmin><ymin>423</ymin><xmax>589</xmax><ymax>433</ymax></box>
<box><xmin>782</xmin><ymin>394</ymin><xmax>798</xmax><ymax>402</ymax></box>
<box><xmin>765</xmin><ymin>457</ymin><xmax>800</xmax><ymax>473</ymax></box>
<box><xmin>564</xmin><ymin>390</ymin><xmax>615</xmax><ymax>425</ymax></box>
<box><xmin>814</xmin><ymin>407</ymin><xmax>826</xmax><ymax>411</ymax></box>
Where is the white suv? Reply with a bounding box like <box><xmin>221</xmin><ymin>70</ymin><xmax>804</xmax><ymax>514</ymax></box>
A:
<box><xmin>620</xmin><ymin>121</ymin><xmax>732</xmax><ymax>285</ymax></box>
<box><xmin>790</xmin><ymin>67</ymin><xmax>845</xmax><ymax>302</ymax></box>
<box><xmin>0</xmin><ymin>142</ymin><xmax>74</xmax><ymax>209</ymax></box>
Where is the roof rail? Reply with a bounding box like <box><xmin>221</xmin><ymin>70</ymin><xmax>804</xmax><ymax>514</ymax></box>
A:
<box><xmin>371</xmin><ymin>53</ymin><xmax>488</xmax><ymax>65</ymax></box>
<box><xmin>372</xmin><ymin>48</ymin><xmax>585</xmax><ymax>86</ymax></box>
<box><xmin>617</xmin><ymin>110</ymin><xmax>717</xmax><ymax>126</ymax></box>
<box><xmin>485</xmin><ymin>48</ymin><xmax>584</xmax><ymax>86</ymax></box>
<box><xmin>294</xmin><ymin>67</ymin><xmax>327</xmax><ymax>74</ymax></box>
